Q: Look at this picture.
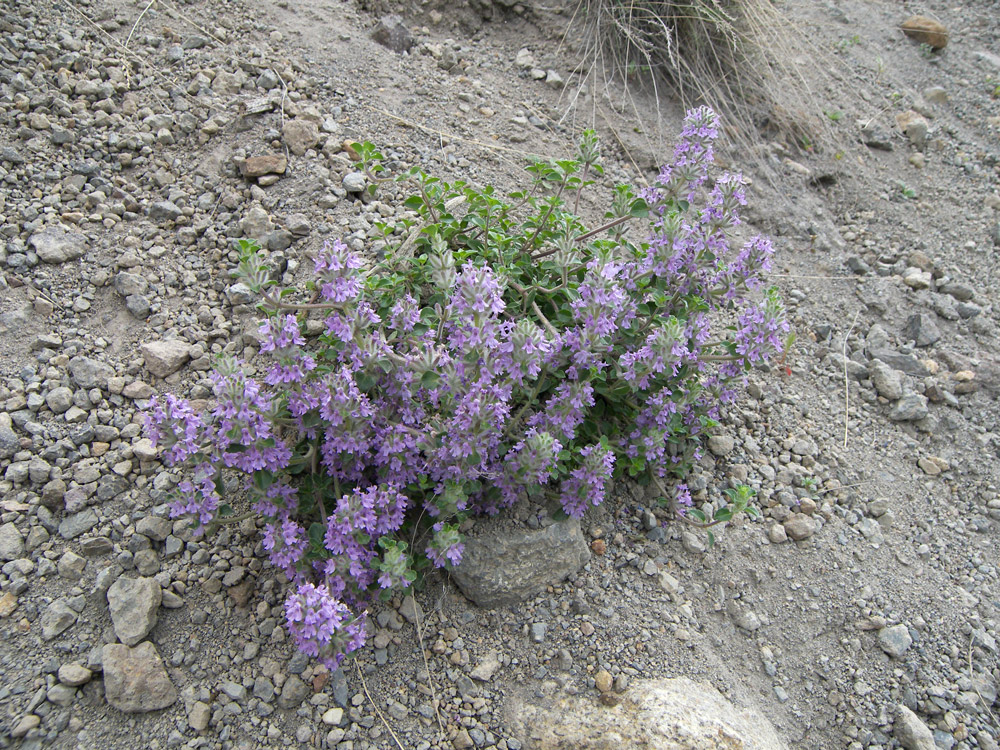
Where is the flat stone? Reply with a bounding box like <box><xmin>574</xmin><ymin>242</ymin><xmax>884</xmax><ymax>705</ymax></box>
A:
<box><xmin>12</xmin><ymin>714</ymin><xmax>40</xmax><ymax>739</ymax></box>
<box><xmin>40</xmin><ymin>599</ymin><xmax>79</xmax><ymax>640</ymax></box>
<box><xmin>451</xmin><ymin>517</ymin><xmax>590</xmax><ymax>607</ymax></box>
<box><xmin>59</xmin><ymin>508</ymin><xmax>98</xmax><ymax>539</ymax></box>
<box><xmin>58</xmin><ymin>663</ymin><xmax>93</xmax><ymax>686</ymax></box>
<box><xmin>69</xmin><ymin>356</ymin><xmax>115</xmax><ymax>390</ymax></box>
<box><xmin>102</xmin><ymin>641</ymin><xmax>177</xmax><ymax>712</ymax></box>
<box><xmin>513</xmin><ymin>678</ymin><xmax>788</xmax><ymax>749</ymax></box>
<box><xmin>29</xmin><ymin>225</ymin><xmax>88</xmax><ymax>263</ymax></box>
<box><xmin>108</xmin><ymin>576</ymin><xmax>161</xmax><ymax>646</ymax></box>
<box><xmin>242</xmin><ymin>154</ymin><xmax>287</xmax><ymax>178</ymax></box>
<box><xmin>0</xmin><ymin>522</ymin><xmax>25</xmax><ymax>560</ymax></box>
<box><xmin>140</xmin><ymin>340</ymin><xmax>191</xmax><ymax>378</ymax></box>
<box><xmin>470</xmin><ymin>652</ymin><xmax>500</xmax><ymax>682</ymax></box>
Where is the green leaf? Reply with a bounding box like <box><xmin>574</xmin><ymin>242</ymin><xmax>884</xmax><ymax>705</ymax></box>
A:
<box><xmin>688</xmin><ymin>508</ymin><xmax>707</xmax><ymax>524</ymax></box>
<box><xmin>706</xmin><ymin>530</ymin><xmax>716</xmax><ymax>548</ymax></box>
<box><xmin>420</xmin><ymin>370</ymin><xmax>440</xmax><ymax>389</ymax></box>
<box><xmin>552</xmin><ymin>508</ymin><xmax>570</xmax><ymax>521</ymax></box>
<box><xmin>713</xmin><ymin>507</ymin><xmax>733</xmax><ymax>523</ymax></box>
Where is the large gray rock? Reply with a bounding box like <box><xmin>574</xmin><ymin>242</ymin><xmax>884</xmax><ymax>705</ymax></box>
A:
<box><xmin>68</xmin><ymin>356</ymin><xmax>116</xmax><ymax>390</ymax></box>
<box><xmin>511</xmin><ymin>678</ymin><xmax>788</xmax><ymax>750</ymax></box>
<box><xmin>869</xmin><ymin>360</ymin><xmax>903</xmax><ymax>401</ymax></box>
<box><xmin>894</xmin><ymin>704</ymin><xmax>936</xmax><ymax>750</ymax></box>
<box><xmin>102</xmin><ymin>642</ymin><xmax>177</xmax><ymax>712</ymax></box>
<box><xmin>140</xmin><ymin>340</ymin><xmax>191</xmax><ymax>378</ymax></box>
<box><xmin>902</xmin><ymin>313</ymin><xmax>941</xmax><ymax>348</ymax></box>
<box><xmin>29</xmin><ymin>226</ymin><xmax>88</xmax><ymax>263</ymax></box>
<box><xmin>889</xmin><ymin>392</ymin><xmax>929</xmax><ymax>422</ymax></box>
<box><xmin>452</xmin><ymin>517</ymin><xmax>590</xmax><ymax>607</ymax></box>
<box><xmin>107</xmin><ymin>576</ymin><xmax>161</xmax><ymax>646</ymax></box>
<box><xmin>0</xmin><ymin>522</ymin><xmax>25</xmax><ymax>561</ymax></box>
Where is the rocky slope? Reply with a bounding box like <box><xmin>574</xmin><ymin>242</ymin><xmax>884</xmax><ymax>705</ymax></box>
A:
<box><xmin>0</xmin><ymin>0</ymin><xmax>998</xmax><ymax>749</ymax></box>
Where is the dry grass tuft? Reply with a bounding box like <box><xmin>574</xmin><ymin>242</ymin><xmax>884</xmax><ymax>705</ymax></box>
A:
<box><xmin>563</xmin><ymin>0</ymin><xmax>834</xmax><ymax>159</ymax></box>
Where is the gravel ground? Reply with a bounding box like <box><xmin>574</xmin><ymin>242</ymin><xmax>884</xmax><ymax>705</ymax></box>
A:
<box><xmin>0</xmin><ymin>0</ymin><xmax>998</xmax><ymax>748</ymax></box>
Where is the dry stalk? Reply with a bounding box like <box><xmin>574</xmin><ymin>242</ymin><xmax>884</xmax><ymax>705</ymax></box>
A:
<box><xmin>842</xmin><ymin>310</ymin><xmax>860</xmax><ymax>448</ymax></box>
<box><xmin>355</xmin><ymin>660</ymin><xmax>406</xmax><ymax>750</ymax></box>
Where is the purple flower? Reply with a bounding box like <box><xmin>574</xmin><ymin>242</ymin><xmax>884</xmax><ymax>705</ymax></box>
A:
<box><xmin>314</xmin><ymin>239</ymin><xmax>364</xmax><ymax>303</ymax></box>
<box><xmin>558</xmin><ymin>443</ymin><xmax>615</xmax><ymax>518</ymax></box>
<box><xmin>145</xmin><ymin>394</ymin><xmax>209</xmax><ymax>466</ymax></box>
<box><xmin>284</xmin><ymin>582</ymin><xmax>366</xmax><ymax>668</ymax></box>
<box><xmin>426</xmin><ymin>522</ymin><xmax>464</xmax><ymax>568</ymax></box>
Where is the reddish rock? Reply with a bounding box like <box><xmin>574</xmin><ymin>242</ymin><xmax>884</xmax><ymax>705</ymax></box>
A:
<box><xmin>241</xmin><ymin>154</ymin><xmax>287</xmax><ymax>178</ymax></box>
<box><xmin>901</xmin><ymin>16</ymin><xmax>948</xmax><ymax>50</ymax></box>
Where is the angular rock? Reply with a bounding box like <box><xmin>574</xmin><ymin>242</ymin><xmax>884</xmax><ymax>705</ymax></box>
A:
<box><xmin>283</xmin><ymin>119</ymin><xmax>319</xmax><ymax>156</ymax></box>
<box><xmin>869</xmin><ymin>361</ymin><xmax>903</xmax><ymax>400</ymax></box>
<box><xmin>512</xmin><ymin>678</ymin><xmax>788</xmax><ymax>749</ymax></box>
<box><xmin>242</xmin><ymin>154</ymin><xmax>287</xmax><ymax>178</ymax></box>
<box><xmin>878</xmin><ymin>624</ymin><xmax>913</xmax><ymax>658</ymax></box>
<box><xmin>452</xmin><ymin>517</ymin><xmax>590</xmax><ymax>607</ymax></box>
<box><xmin>902</xmin><ymin>313</ymin><xmax>940</xmax><ymax>347</ymax></box>
<box><xmin>861</xmin><ymin>124</ymin><xmax>893</xmax><ymax>151</ymax></box>
<box><xmin>0</xmin><ymin>522</ymin><xmax>25</xmax><ymax>561</ymax></box>
<box><xmin>148</xmin><ymin>200</ymin><xmax>182</xmax><ymax>223</ymax></box>
<box><xmin>29</xmin><ymin>226</ymin><xmax>88</xmax><ymax>263</ymax></box>
<box><xmin>901</xmin><ymin>16</ymin><xmax>948</xmax><ymax>50</ymax></box>
<box><xmin>894</xmin><ymin>704</ymin><xmax>936</xmax><ymax>750</ymax></box>
<box><xmin>470</xmin><ymin>652</ymin><xmax>501</xmax><ymax>682</ymax></box>
<box><xmin>371</xmin><ymin>15</ymin><xmax>414</xmax><ymax>53</ymax></box>
<box><xmin>59</xmin><ymin>508</ymin><xmax>98</xmax><ymax>539</ymax></box>
<box><xmin>102</xmin><ymin>642</ymin><xmax>177</xmax><ymax>712</ymax></box>
<box><xmin>141</xmin><ymin>340</ymin><xmax>191</xmax><ymax>378</ymax></box>
<box><xmin>69</xmin><ymin>356</ymin><xmax>116</xmax><ymax>390</ymax></box>
<box><xmin>889</xmin><ymin>393</ymin><xmax>928</xmax><ymax>422</ymax></box>
<box><xmin>40</xmin><ymin>599</ymin><xmax>79</xmax><ymax>640</ymax></box>
<box><xmin>277</xmin><ymin>674</ymin><xmax>310</xmax><ymax>708</ymax></box>
<box><xmin>107</xmin><ymin>576</ymin><xmax>161</xmax><ymax>646</ymax></box>
<box><xmin>707</xmin><ymin>434</ymin><xmax>735</xmax><ymax>456</ymax></box>
<box><xmin>895</xmin><ymin>110</ymin><xmax>929</xmax><ymax>151</ymax></box>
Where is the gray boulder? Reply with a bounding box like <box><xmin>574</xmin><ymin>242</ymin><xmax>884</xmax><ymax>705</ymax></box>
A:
<box><xmin>29</xmin><ymin>226</ymin><xmax>88</xmax><ymax>263</ymax></box>
<box><xmin>451</xmin><ymin>517</ymin><xmax>590</xmax><ymax>607</ymax></box>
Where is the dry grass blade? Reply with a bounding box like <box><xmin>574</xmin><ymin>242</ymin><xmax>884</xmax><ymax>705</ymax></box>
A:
<box><xmin>562</xmin><ymin>0</ymin><xmax>843</xmax><ymax>164</ymax></box>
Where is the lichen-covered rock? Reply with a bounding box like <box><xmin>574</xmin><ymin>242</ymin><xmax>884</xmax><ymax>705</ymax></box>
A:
<box><xmin>511</xmin><ymin>678</ymin><xmax>788</xmax><ymax>749</ymax></box>
<box><xmin>452</xmin><ymin>517</ymin><xmax>590</xmax><ymax>607</ymax></box>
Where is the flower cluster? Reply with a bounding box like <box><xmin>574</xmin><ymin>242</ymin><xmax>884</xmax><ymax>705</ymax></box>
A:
<box><xmin>145</xmin><ymin>110</ymin><xmax>787</xmax><ymax>670</ymax></box>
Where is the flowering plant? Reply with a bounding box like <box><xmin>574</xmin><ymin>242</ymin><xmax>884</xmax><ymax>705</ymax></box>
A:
<box><xmin>145</xmin><ymin>107</ymin><xmax>789</xmax><ymax>668</ymax></box>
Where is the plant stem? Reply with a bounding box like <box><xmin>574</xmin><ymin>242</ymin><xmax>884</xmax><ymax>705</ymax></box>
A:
<box><xmin>530</xmin><ymin>215</ymin><xmax>633</xmax><ymax>261</ymax></box>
